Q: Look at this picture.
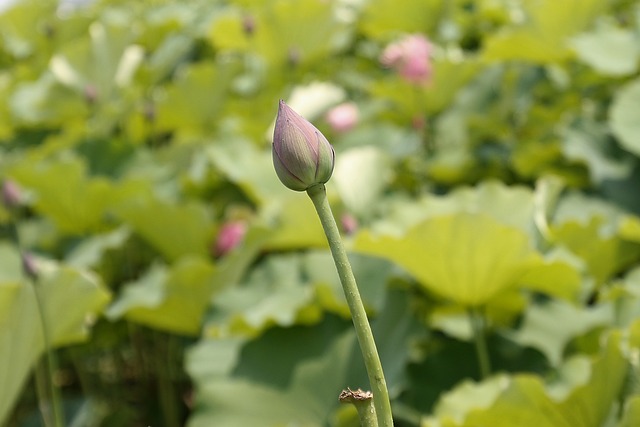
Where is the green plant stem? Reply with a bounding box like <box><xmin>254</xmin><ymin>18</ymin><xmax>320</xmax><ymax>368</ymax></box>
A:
<box><xmin>33</xmin><ymin>359</ymin><xmax>53</xmax><ymax>427</ymax></box>
<box><xmin>155</xmin><ymin>331</ymin><xmax>180</xmax><ymax>427</ymax></box>
<box><xmin>307</xmin><ymin>184</ymin><xmax>393</xmax><ymax>427</ymax></box>
<box><xmin>468</xmin><ymin>307</ymin><xmax>491</xmax><ymax>379</ymax></box>
<box><xmin>31</xmin><ymin>277</ymin><xmax>65</xmax><ymax>427</ymax></box>
<box><xmin>339</xmin><ymin>389</ymin><xmax>377</xmax><ymax>427</ymax></box>
<box><xmin>7</xmin><ymin>219</ymin><xmax>64</xmax><ymax>427</ymax></box>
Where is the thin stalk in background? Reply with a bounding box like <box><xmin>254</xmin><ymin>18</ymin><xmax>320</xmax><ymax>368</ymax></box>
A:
<box><xmin>3</xmin><ymin>187</ymin><xmax>65</xmax><ymax>427</ymax></box>
<box><xmin>468</xmin><ymin>307</ymin><xmax>491</xmax><ymax>379</ymax></box>
<box><xmin>30</xmin><ymin>270</ymin><xmax>66</xmax><ymax>427</ymax></box>
<box><xmin>307</xmin><ymin>183</ymin><xmax>393</xmax><ymax>427</ymax></box>
<box><xmin>155</xmin><ymin>331</ymin><xmax>181</xmax><ymax>427</ymax></box>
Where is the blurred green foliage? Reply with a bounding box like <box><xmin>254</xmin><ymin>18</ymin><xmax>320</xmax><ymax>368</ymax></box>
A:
<box><xmin>1</xmin><ymin>0</ymin><xmax>640</xmax><ymax>426</ymax></box>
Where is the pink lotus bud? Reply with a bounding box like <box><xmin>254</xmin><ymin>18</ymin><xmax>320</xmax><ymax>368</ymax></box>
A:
<box><xmin>242</xmin><ymin>15</ymin><xmax>256</xmax><ymax>36</ymax></box>
<box><xmin>325</xmin><ymin>102</ymin><xmax>359</xmax><ymax>133</ymax></box>
<box><xmin>380</xmin><ymin>34</ymin><xmax>433</xmax><ymax>85</ymax></box>
<box><xmin>272</xmin><ymin>100</ymin><xmax>335</xmax><ymax>191</ymax></box>
<box><xmin>341</xmin><ymin>213</ymin><xmax>358</xmax><ymax>235</ymax></box>
<box><xmin>214</xmin><ymin>221</ymin><xmax>247</xmax><ymax>258</ymax></box>
<box><xmin>84</xmin><ymin>84</ymin><xmax>98</xmax><ymax>104</ymax></box>
<box><xmin>22</xmin><ymin>252</ymin><xmax>39</xmax><ymax>280</ymax></box>
<box><xmin>2</xmin><ymin>179</ymin><xmax>22</xmax><ymax>209</ymax></box>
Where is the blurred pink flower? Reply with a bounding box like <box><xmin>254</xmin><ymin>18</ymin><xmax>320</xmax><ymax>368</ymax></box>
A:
<box><xmin>341</xmin><ymin>213</ymin><xmax>358</xmax><ymax>235</ymax></box>
<box><xmin>325</xmin><ymin>102</ymin><xmax>359</xmax><ymax>133</ymax></box>
<box><xmin>213</xmin><ymin>221</ymin><xmax>247</xmax><ymax>258</ymax></box>
<box><xmin>2</xmin><ymin>179</ymin><xmax>22</xmax><ymax>208</ymax></box>
<box><xmin>380</xmin><ymin>34</ymin><xmax>433</xmax><ymax>85</ymax></box>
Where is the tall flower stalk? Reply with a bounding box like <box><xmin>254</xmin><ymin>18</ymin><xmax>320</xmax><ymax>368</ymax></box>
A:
<box><xmin>2</xmin><ymin>180</ymin><xmax>65</xmax><ymax>427</ymax></box>
<box><xmin>271</xmin><ymin>101</ymin><xmax>393</xmax><ymax>427</ymax></box>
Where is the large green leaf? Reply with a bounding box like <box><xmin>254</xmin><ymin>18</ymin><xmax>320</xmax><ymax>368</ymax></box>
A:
<box><xmin>370</xmin><ymin>180</ymin><xmax>536</xmax><ymax>239</ymax></box>
<box><xmin>105</xmin><ymin>256</ymin><xmax>218</xmax><ymax>335</ymax></box>
<box><xmin>510</xmin><ymin>300</ymin><xmax>613</xmax><ymax>366</ymax></box>
<box><xmin>202</xmin><ymin>251</ymin><xmax>393</xmax><ymax>338</ymax></box>
<box><xmin>333</xmin><ymin>146</ymin><xmax>392</xmax><ymax>217</ymax></box>
<box><xmin>355</xmin><ymin>212</ymin><xmax>540</xmax><ymax>306</ymax></box>
<box><xmin>188</xmin><ymin>286</ymin><xmax>421</xmax><ymax>427</ymax></box>
<box><xmin>483</xmin><ymin>0</ymin><xmax>608</xmax><ymax>63</ymax></box>
<box><xmin>209</xmin><ymin>0</ymin><xmax>347</xmax><ymax>66</ymax></box>
<box><xmin>610</xmin><ymin>78</ymin><xmax>640</xmax><ymax>157</ymax></box>
<box><xmin>571</xmin><ymin>25</ymin><xmax>639</xmax><ymax>76</ymax></box>
<box><xmin>187</xmin><ymin>317</ymin><xmax>355</xmax><ymax>427</ymax></box>
<box><xmin>206</xmin><ymin>136</ymin><xmax>283</xmax><ymax>205</ymax></box>
<box><xmin>8</xmin><ymin>157</ymin><xmax>151</xmax><ymax>234</ymax></box>
<box><xmin>115</xmin><ymin>195</ymin><xmax>213</xmax><ymax>261</ymax></box>
<box><xmin>424</xmin><ymin>330</ymin><xmax>628</xmax><ymax>427</ymax></box>
<box><xmin>360</xmin><ymin>0</ymin><xmax>442</xmax><ymax>39</ymax></box>
<box><xmin>552</xmin><ymin>217</ymin><xmax>640</xmax><ymax>285</ymax></box>
<box><xmin>154</xmin><ymin>60</ymin><xmax>238</xmax><ymax>136</ymax></box>
<box><xmin>0</xmin><ymin>244</ymin><xmax>110</xmax><ymax>425</ymax></box>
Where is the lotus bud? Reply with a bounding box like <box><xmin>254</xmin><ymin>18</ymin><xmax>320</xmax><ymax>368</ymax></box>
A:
<box><xmin>341</xmin><ymin>213</ymin><xmax>359</xmax><ymax>235</ymax></box>
<box><xmin>2</xmin><ymin>179</ymin><xmax>22</xmax><ymax>209</ymax></box>
<box><xmin>22</xmin><ymin>252</ymin><xmax>39</xmax><ymax>280</ymax></box>
<box><xmin>213</xmin><ymin>220</ymin><xmax>247</xmax><ymax>258</ymax></box>
<box><xmin>325</xmin><ymin>102</ymin><xmax>359</xmax><ymax>133</ymax></box>
<box><xmin>272</xmin><ymin>100</ymin><xmax>335</xmax><ymax>191</ymax></box>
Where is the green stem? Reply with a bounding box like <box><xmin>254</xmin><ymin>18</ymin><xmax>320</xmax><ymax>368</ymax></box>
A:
<box><xmin>339</xmin><ymin>389</ymin><xmax>377</xmax><ymax>427</ymax></box>
<box><xmin>7</xmin><ymin>218</ymin><xmax>64</xmax><ymax>427</ymax></box>
<box><xmin>307</xmin><ymin>184</ymin><xmax>393</xmax><ymax>427</ymax></box>
<box><xmin>33</xmin><ymin>359</ymin><xmax>53</xmax><ymax>427</ymax></box>
<box><xmin>468</xmin><ymin>307</ymin><xmax>491</xmax><ymax>379</ymax></box>
<box><xmin>32</xmin><ymin>275</ymin><xmax>65</xmax><ymax>427</ymax></box>
<box><xmin>155</xmin><ymin>331</ymin><xmax>180</xmax><ymax>427</ymax></box>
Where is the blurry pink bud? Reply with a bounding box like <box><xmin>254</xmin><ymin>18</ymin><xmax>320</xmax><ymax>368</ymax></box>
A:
<box><xmin>380</xmin><ymin>34</ymin><xmax>433</xmax><ymax>85</ymax></box>
<box><xmin>2</xmin><ymin>179</ymin><xmax>22</xmax><ymax>208</ymax></box>
<box><xmin>22</xmin><ymin>252</ymin><xmax>39</xmax><ymax>280</ymax></box>
<box><xmin>214</xmin><ymin>221</ymin><xmax>247</xmax><ymax>258</ymax></box>
<box><xmin>325</xmin><ymin>103</ymin><xmax>359</xmax><ymax>133</ymax></box>
<box><xmin>84</xmin><ymin>84</ymin><xmax>98</xmax><ymax>104</ymax></box>
<box><xmin>341</xmin><ymin>213</ymin><xmax>358</xmax><ymax>235</ymax></box>
<box><xmin>242</xmin><ymin>14</ymin><xmax>256</xmax><ymax>35</ymax></box>
<box><xmin>412</xmin><ymin>115</ymin><xmax>426</xmax><ymax>130</ymax></box>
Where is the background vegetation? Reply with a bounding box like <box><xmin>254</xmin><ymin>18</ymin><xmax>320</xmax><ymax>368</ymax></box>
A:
<box><xmin>2</xmin><ymin>0</ymin><xmax>640</xmax><ymax>426</ymax></box>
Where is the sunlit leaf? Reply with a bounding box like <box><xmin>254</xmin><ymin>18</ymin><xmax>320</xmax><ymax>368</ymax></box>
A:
<box><xmin>356</xmin><ymin>212</ymin><xmax>540</xmax><ymax>307</ymax></box>
<box><xmin>202</xmin><ymin>251</ymin><xmax>393</xmax><ymax>338</ymax></box>
<box><xmin>333</xmin><ymin>146</ymin><xmax>392</xmax><ymax>217</ymax></box>
<box><xmin>209</xmin><ymin>0</ymin><xmax>347</xmax><ymax>66</ymax></box>
<box><xmin>8</xmin><ymin>157</ymin><xmax>150</xmax><ymax>234</ymax></box>
<box><xmin>115</xmin><ymin>195</ymin><xmax>213</xmax><ymax>261</ymax></box>
<box><xmin>510</xmin><ymin>300</ymin><xmax>613</xmax><ymax>366</ymax></box>
<box><xmin>610</xmin><ymin>78</ymin><xmax>640</xmax><ymax>157</ymax></box>
<box><xmin>106</xmin><ymin>256</ymin><xmax>218</xmax><ymax>335</ymax></box>
<box><xmin>571</xmin><ymin>26</ymin><xmax>639</xmax><ymax>76</ymax></box>
<box><xmin>155</xmin><ymin>61</ymin><xmax>237</xmax><ymax>134</ymax></box>
<box><xmin>483</xmin><ymin>0</ymin><xmax>607</xmax><ymax>63</ymax></box>
<box><xmin>424</xmin><ymin>330</ymin><xmax>627</xmax><ymax>427</ymax></box>
<box><xmin>188</xmin><ymin>317</ymin><xmax>354</xmax><ymax>427</ymax></box>
<box><xmin>360</xmin><ymin>0</ymin><xmax>442</xmax><ymax>39</ymax></box>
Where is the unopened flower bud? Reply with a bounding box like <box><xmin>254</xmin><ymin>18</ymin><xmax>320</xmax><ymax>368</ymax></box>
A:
<box><xmin>341</xmin><ymin>213</ymin><xmax>358</xmax><ymax>235</ymax></box>
<box><xmin>22</xmin><ymin>252</ymin><xmax>39</xmax><ymax>280</ymax></box>
<box><xmin>84</xmin><ymin>84</ymin><xmax>98</xmax><ymax>104</ymax></box>
<box><xmin>2</xmin><ymin>179</ymin><xmax>22</xmax><ymax>209</ymax></box>
<box><xmin>272</xmin><ymin>100</ymin><xmax>335</xmax><ymax>191</ymax></box>
<box><xmin>213</xmin><ymin>220</ymin><xmax>247</xmax><ymax>258</ymax></box>
<box><xmin>325</xmin><ymin>102</ymin><xmax>359</xmax><ymax>133</ymax></box>
<box><xmin>242</xmin><ymin>15</ymin><xmax>256</xmax><ymax>36</ymax></box>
